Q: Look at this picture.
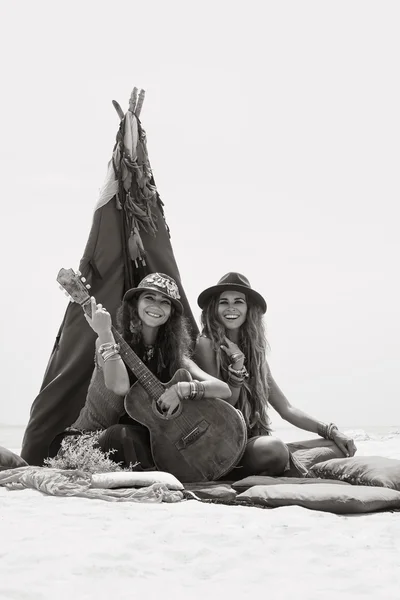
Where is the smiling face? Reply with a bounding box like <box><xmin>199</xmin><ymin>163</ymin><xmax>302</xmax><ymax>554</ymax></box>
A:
<box><xmin>137</xmin><ymin>290</ymin><xmax>172</xmax><ymax>329</ymax></box>
<box><xmin>217</xmin><ymin>290</ymin><xmax>248</xmax><ymax>331</ymax></box>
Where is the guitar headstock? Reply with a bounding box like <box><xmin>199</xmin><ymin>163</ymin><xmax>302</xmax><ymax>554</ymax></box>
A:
<box><xmin>57</xmin><ymin>268</ymin><xmax>91</xmax><ymax>306</ymax></box>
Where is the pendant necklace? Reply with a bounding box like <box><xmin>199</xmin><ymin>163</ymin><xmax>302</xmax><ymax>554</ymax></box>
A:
<box><xmin>143</xmin><ymin>345</ymin><xmax>155</xmax><ymax>362</ymax></box>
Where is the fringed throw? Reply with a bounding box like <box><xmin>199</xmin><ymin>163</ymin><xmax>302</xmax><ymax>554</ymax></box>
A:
<box><xmin>0</xmin><ymin>466</ymin><xmax>183</xmax><ymax>504</ymax></box>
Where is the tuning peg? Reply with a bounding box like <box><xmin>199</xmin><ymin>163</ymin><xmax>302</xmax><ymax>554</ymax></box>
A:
<box><xmin>64</xmin><ymin>292</ymin><xmax>71</xmax><ymax>298</ymax></box>
<box><xmin>76</xmin><ymin>270</ymin><xmax>81</xmax><ymax>276</ymax></box>
<box><xmin>59</xmin><ymin>285</ymin><xmax>64</xmax><ymax>291</ymax></box>
<box><xmin>80</xmin><ymin>276</ymin><xmax>86</xmax><ymax>283</ymax></box>
<box><xmin>86</xmin><ymin>284</ymin><xmax>91</xmax><ymax>290</ymax></box>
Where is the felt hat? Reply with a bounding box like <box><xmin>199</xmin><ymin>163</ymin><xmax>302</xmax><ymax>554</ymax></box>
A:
<box><xmin>123</xmin><ymin>272</ymin><xmax>183</xmax><ymax>314</ymax></box>
<box><xmin>197</xmin><ymin>272</ymin><xmax>267</xmax><ymax>313</ymax></box>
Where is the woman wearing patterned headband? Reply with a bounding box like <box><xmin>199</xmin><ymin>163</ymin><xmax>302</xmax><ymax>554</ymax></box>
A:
<box><xmin>53</xmin><ymin>273</ymin><xmax>230</xmax><ymax>469</ymax></box>
<box><xmin>195</xmin><ymin>272</ymin><xmax>357</xmax><ymax>478</ymax></box>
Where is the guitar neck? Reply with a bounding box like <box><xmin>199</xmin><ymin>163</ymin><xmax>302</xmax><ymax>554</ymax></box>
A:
<box><xmin>111</xmin><ymin>327</ymin><xmax>165</xmax><ymax>399</ymax></box>
<box><xmin>82</xmin><ymin>300</ymin><xmax>165</xmax><ymax>400</ymax></box>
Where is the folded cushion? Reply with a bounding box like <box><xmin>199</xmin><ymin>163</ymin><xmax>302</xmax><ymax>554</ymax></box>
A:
<box><xmin>309</xmin><ymin>456</ymin><xmax>400</xmax><ymax>491</ymax></box>
<box><xmin>285</xmin><ymin>438</ymin><xmax>346</xmax><ymax>476</ymax></box>
<box><xmin>237</xmin><ymin>482</ymin><xmax>400</xmax><ymax>514</ymax></box>
<box><xmin>91</xmin><ymin>470</ymin><xmax>183</xmax><ymax>490</ymax></box>
<box><xmin>232</xmin><ymin>475</ymin><xmax>350</xmax><ymax>493</ymax></box>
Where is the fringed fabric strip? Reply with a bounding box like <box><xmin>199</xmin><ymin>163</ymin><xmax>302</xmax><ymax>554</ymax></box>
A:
<box><xmin>0</xmin><ymin>466</ymin><xmax>183</xmax><ymax>503</ymax></box>
<box><xmin>95</xmin><ymin>95</ymin><xmax>164</xmax><ymax>267</ymax></box>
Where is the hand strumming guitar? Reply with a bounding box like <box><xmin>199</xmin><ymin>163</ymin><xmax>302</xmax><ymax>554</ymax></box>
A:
<box><xmin>157</xmin><ymin>386</ymin><xmax>181</xmax><ymax>418</ymax></box>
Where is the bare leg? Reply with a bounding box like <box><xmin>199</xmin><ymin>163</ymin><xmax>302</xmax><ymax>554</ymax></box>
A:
<box><xmin>239</xmin><ymin>436</ymin><xmax>289</xmax><ymax>476</ymax></box>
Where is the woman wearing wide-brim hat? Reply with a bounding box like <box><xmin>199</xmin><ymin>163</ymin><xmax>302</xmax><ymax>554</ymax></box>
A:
<box><xmin>51</xmin><ymin>272</ymin><xmax>231</xmax><ymax>469</ymax></box>
<box><xmin>195</xmin><ymin>272</ymin><xmax>357</xmax><ymax>477</ymax></box>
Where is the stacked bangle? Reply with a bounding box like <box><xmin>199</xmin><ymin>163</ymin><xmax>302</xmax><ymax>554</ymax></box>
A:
<box><xmin>227</xmin><ymin>363</ymin><xmax>249</xmax><ymax>388</ymax></box>
<box><xmin>228</xmin><ymin>364</ymin><xmax>249</xmax><ymax>379</ymax></box>
<box><xmin>98</xmin><ymin>342</ymin><xmax>121</xmax><ymax>363</ymax></box>
<box><xmin>317</xmin><ymin>422</ymin><xmax>339</xmax><ymax>440</ymax></box>
<box><xmin>176</xmin><ymin>381</ymin><xmax>206</xmax><ymax>401</ymax></box>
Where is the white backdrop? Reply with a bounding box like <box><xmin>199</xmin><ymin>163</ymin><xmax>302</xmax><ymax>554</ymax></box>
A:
<box><xmin>0</xmin><ymin>0</ymin><xmax>399</xmax><ymax>428</ymax></box>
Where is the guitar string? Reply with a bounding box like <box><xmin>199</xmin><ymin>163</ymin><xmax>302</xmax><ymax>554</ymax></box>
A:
<box><xmin>114</xmin><ymin>329</ymin><xmax>208</xmax><ymax>432</ymax></box>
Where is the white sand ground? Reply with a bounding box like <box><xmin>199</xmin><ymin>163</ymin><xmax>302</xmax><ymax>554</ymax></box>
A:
<box><xmin>1</xmin><ymin>436</ymin><xmax>400</xmax><ymax>600</ymax></box>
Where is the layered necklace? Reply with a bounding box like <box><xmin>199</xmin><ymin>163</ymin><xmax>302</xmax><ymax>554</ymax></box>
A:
<box><xmin>143</xmin><ymin>345</ymin><xmax>155</xmax><ymax>363</ymax></box>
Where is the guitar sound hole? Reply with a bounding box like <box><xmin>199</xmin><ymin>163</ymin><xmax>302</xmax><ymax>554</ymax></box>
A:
<box><xmin>155</xmin><ymin>402</ymin><xmax>180</xmax><ymax>418</ymax></box>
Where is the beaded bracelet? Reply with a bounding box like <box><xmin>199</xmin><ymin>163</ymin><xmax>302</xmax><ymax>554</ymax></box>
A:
<box><xmin>317</xmin><ymin>422</ymin><xmax>339</xmax><ymax>440</ymax></box>
<box><xmin>228</xmin><ymin>364</ymin><xmax>249</xmax><ymax>380</ymax></box>
<box><xmin>97</xmin><ymin>342</ymin><xmax>121</xmax><ymax>364</ymax></box>
<box><xmin>98</xmin><ymin>342</ymin><xmax>120</xmax><ymax>357</ymax></box>
<box><xmin>327</xmin><ymin>423</ymin><xmax>339</xmax><ymax>440</ymax></box>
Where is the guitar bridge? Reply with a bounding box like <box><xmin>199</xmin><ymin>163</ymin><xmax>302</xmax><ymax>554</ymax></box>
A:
<box><xmin>175</xmin><ymin>420</ymin><xmax>209</xmax><ymax>450</ymax></box>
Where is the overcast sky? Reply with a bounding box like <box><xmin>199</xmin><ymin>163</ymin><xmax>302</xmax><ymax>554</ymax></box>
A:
<box><xmin>0</xmin><ymin>1</ymin><xmax>399</xmax><ymax>429</ymax></box>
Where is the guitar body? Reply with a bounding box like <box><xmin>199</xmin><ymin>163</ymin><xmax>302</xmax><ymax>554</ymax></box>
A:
<box><xmin>124</xmin><ymin>369</ymin><xmax>248</xmax><ymax>482</ymax></box>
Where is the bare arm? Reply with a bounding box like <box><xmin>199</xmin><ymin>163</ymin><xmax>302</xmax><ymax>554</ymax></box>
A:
<box><xmin>86</xmin><ymin>297</ymin><xmax>130</xmax><ymax>397</ymax></box>
<box><xmin>267</xmin><ymin>375</ymin><xmax>326</xmax><ymax>433</ymax></box>
<box><xmin>182</xmin><ymin>356</ymin><xmax>231</xmax><ymax>400</ymax></box>
<box><xmin>193</xmin><ymin>336</ymin><xmax>241</xmax><ymax>406</ymax></box>
<box><xmin>268</xmin><ymin>372</ymin><xmax>356</xmax><ymax>456</ymax></box>
<box><xmin>156</xmin><ymin>341</ymin><xmax>232</xmax><ymax>417</ymax></box>
<box><xmin>95</xmin><ymin>336</ymin><xmax>130</xmax><ymax>397</ymax></box>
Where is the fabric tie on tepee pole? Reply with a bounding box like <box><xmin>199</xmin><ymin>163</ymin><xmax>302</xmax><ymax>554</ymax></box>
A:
<box><xmin>21</xmin><ymin>88</ymin><xmax>198</xmax><ymax>466</ymax></box>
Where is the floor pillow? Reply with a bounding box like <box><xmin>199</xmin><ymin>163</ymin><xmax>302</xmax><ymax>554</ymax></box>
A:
<box><xmin>237</xmin><ymin>482</ymin><xmax>400</xmax><ymax>514</ymax></box>
<box><xmin>309</xmin><ymin>456</ymin><xmax>400</xmax><ymax>491</ymax></box>
<box><xmin>232</xmin><ymin>475</ymin><xmax>350</xmax><ymax>493</ymax></box>
<box><xmin>284</xmin><ymin>438</ymin><xmax>346</xmax><ymax>476</ymax></box>
<box><xmin>91</xmin><ymin>470</ymin><xmax>183</xmax><ymax>490</ymax></box>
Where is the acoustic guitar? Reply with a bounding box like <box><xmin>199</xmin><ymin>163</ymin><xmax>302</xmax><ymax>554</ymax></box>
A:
<box><xmin>57</xmin><ymin>268</ymin><xmax>248</xmax><ymax>482</ymax></box>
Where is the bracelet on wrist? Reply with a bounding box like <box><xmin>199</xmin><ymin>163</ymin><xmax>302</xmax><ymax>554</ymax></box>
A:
<box><xmin>228</xmin><ymin>363</ymin><xmax>249</xmax><ymax>380</ymax></box>
<box><xmin>176</xmin><ymin>380</ymin><xmax>205</xmax><ymax>401</ymax></box>
<box><xmin>103</xmin><ymin>353</ymin><xmax>122</xmax><ymax>363</ymax></box>
<box><xmin>227</xmin><ymin>372</ymin><xmax>245</xmax><ymax>388</ymax></box>
<box><xmin>317</xmin><ymin>422</ymin><xmax>338</xmax><ymax>440</ymax></box>
<box><xmin>98</xmin><ymin>342</ymin><xmax>120</xmax><ymax>356</ymax></box>
<box><xmin>327</xmin><ymin>423</ymin><xmax>339</xmax><ymax>440</ymax></box>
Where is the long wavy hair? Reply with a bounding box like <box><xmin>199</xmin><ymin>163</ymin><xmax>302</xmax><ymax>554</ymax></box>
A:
<box><xmin>201</xmin><ymin>295</ymin><xmax>271</xmax><ymax>435</ymax></box>
<box><xmin>116</xmin><ymin>295</ymin><xmax>192</xmax><ymax>378</ymax></box>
